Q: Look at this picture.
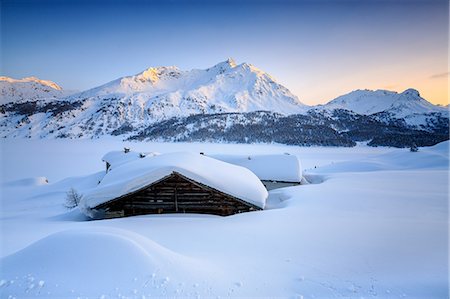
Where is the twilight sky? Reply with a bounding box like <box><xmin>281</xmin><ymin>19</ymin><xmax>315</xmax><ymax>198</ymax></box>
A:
<box><xmin>1</xmin><ymin>0</ymin><xmax>448</xmax><ymax>105</ymax></box>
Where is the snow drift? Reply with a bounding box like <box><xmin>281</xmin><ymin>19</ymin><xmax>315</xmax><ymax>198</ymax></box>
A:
<box><xmin>0</xmin><ymin>228</ymin><xmax>211</xmax><ymax>298</ymax></box>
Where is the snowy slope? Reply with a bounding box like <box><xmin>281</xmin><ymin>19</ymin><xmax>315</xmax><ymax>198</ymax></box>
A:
<box><xmin>0</xmin><ymin>76</ymin><xmax>72</xmax><ymax>104</ymax></box>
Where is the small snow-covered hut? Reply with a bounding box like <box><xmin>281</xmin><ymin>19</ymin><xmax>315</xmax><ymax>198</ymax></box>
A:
<box><xmin>102</xmin><ymin>149</ymin><xmax>160</xmax><ymax>172</ymax></box>
<box><xmin>80</xmin><ymin>152</ymin><xmax>268</xmax><ymax>219</ymax></box>
<box><xmin>209</xmin><ymin>154</ymin><xmax>302</xmax><ymax>190</ymax></box>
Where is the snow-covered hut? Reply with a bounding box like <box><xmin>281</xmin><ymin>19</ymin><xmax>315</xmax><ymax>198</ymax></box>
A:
<box><xmin>102</xmin><ymin>149</ymin><xmax>160</xmax><ymax>172</ymax></box>
<box><xmin>209</xmin><ymin>154</ymin><xmax>302</xmax><ymax>190</ymax></box>
<box><xmin>80</xmin><ymin>152</ymin><xmax>268</xmax><ymax>219</ymax></box>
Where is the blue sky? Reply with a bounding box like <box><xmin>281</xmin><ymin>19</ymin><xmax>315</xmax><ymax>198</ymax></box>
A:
<box><xmin>1</xmin><ymin>0</ymin><xmax>448</xmax><ymax>105</ymax></box>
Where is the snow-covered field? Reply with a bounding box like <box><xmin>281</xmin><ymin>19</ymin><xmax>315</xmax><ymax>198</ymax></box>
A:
<box><xmin>0</xmin><ymin>139</ymin><xmax>448</xmax><ymax>299</ymax></box>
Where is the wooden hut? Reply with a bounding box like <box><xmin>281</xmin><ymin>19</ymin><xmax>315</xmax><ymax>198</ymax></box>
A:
<box><xmin>80</xmin><ymin>152</ymin><xmax>267</xmax><ymax>219</ymax></box>
<box><xmin>102</xmin><ymin>149</ymin><xmax>160</xmax><ymax>173</ymax></box>
<box><xmin>209</xmin><ymin>153</ymin><xmax>302</xmax><ymax>190</ymax></box>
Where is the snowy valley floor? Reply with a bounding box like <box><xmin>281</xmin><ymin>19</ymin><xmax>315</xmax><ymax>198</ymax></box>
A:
<box><xmin>0</xmin><ymin>139</ymin><xmax>448</xmax><ymax>299</ymax></box>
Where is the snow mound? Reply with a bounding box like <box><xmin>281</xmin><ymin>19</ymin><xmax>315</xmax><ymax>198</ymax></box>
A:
<box><xmin>2</xmin><ymin>176</ymin><xmax>49</xmax><ymax>187</ymax></box>
<box><xmin>0</xmin><ymin>228</ymin><xmax>205</xmax><ymax>296</ymax></box>
<box><xmin>81</xmin><ymin>152</ymin><xmax>268</xmax><ymax>213</ymax></box>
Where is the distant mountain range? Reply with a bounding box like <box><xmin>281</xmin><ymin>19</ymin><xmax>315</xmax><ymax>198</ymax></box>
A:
<box><xmin>1</xmin><ymin>59</ymin><xmax>448</xmax><ymax>147</ymax></box>
<box><xmin>0</xmin><ymin>76</ymin><xmax>72</xmax><ymax>104</ymax></box>
<box><xmin>317</xmin><ymin>88</ymin><xmax>448</xmax><ymax>127</ymax></box>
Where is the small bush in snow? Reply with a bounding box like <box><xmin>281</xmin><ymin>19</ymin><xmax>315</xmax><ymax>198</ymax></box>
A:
<box><xmin>65</xmin><ymin>188</ymin><xmax>82</xmax><ymax>209</ymax></box>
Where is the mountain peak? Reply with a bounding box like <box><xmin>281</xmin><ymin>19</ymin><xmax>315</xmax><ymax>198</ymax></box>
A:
<box><xmin>139</xmin><ymin>68</ymin><xmax>161</xmax><ymax>83</ymax></box>
<box><xmin>322</xmin><ymin>87</ymin><xmax>444</xmax><ymax>118</ymax></box>
<box><xmin>400</xmin><ymin>88</ymin><xmax>420</xmax><ymax>98</ymax></box>
<box><xmin>0</xmin><ymin>76</ymin><xmax>66</xmax><ymax>105</ymax></box>
<box><xmin>0</xmin><ymin>76</ymin><xmax>62</xmax><ymax>90</ymax></box>
<box><xmin>67</xmin><ymin>59</ymin><xmax>304</xmax><ymax>118</ymax></box>
<box><xmin>135</xmin><ymin>66</ymin><xmax>181</xmax><ymax>83</ymax></box>
<box><xmin>209</xmin><ymin>58</ymin><xmax>238</xmax><ymax>72</ymax></box>
<box><xmin>225</xmin><ymin>57</ymin><xmax>237</xmax><ymax>67</ymax></box>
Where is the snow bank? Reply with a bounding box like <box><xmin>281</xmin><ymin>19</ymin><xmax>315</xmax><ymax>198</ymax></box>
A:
<box><xmin>210</xmin><ymin>154</ymin><xmax>302</xmax><ymax>182</ymax></box>
<box><xmin>81</xmin><ymin>152</ymin><xmax>268</xmax><ymax>213</ymax></box>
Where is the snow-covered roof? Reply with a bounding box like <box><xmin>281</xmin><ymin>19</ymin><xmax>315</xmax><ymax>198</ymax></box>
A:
<box><xmin>80</xmin><ymin>152</ymin><xmax>268</xmax><ymax>213</ymax></box>
<box><xmin>102</xmin><ymin>150</ymin><xmax>160</xmax><ymax>171</ymax></box>
<box><xmin>209</xmin><ymin>154</ymin><xmax>302</xmax><ymax>183</ymax></box>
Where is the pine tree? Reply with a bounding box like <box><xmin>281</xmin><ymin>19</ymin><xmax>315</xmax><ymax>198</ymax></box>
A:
<box><xmin>410</xmin><ymin>143</ymin><xmax>419</xmax><ymax>152</ymax></box>
<box><xmin>65</xmin><ymin>188</ymin><xmax>82</xmax><ymax>209</ymax></box>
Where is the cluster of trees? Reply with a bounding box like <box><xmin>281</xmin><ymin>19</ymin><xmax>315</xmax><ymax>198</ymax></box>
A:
<box><xmin>130</xmin><ymin>110</ymin><xmax>449</xmax><ymax>148</ymax></box>
<box><xmin>3</xmin><ymin>97</ymin><xmax>448</xmax><ymax>148</ymax></box>
<box><xmin>130</xmin><ymin>111</ymin><xmax>355</xmax><ymax>146</ymax></box>
<box><xmin>368</xmin><ymin>133</ymin><xmax>449</xmax><ymax>148</ymax></box>
<box><xmin>0</xmin><ymin>99</ymin><xmax>84</xmax><ymax>117</ymax></box>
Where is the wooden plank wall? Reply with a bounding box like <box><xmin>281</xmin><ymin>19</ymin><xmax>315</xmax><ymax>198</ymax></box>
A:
<box><xmin>94</xmin><ymin>172</ymin><xmax>260</xmax><ymax>218</ymax></box>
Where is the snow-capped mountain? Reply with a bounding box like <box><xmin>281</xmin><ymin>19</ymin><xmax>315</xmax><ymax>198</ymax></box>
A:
<box><xmin>70</xmin><ymin>58</ymin><xmax>306</xmax><ymax>118</ymax></box>
<box><xmin>0</xmin><ymin>59</ymin><xmax>306</xmax><ymax>138</ymax></box>
<box><xmin>0</xmin><ymin>59</ymin><xmax>448</xmax><ymax>147</ymax></box>
<box><xmin>0</xmin><ymin>76</ymin><xmax>72</xmax><ymax>105</ymax></box>
<box><xmin>318</xmin><ymin>88</ymin><xmax>448</xmax><ymax>128</ymax></box>
<box><xmin>320</xmin><ymin>88</ymin><xmax>447</xmax><ymax>117</ymax></box>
